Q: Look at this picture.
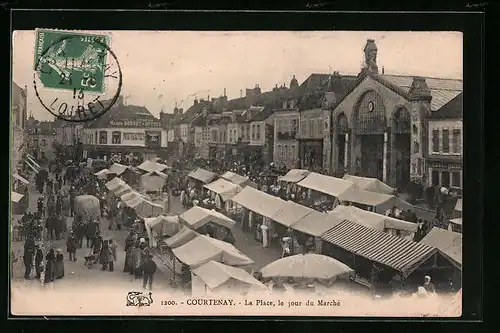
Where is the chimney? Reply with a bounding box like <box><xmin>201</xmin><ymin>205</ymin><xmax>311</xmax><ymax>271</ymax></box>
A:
<box><xmin>194</xmin><ymin>98</ymin><xmax>198</xmax><ymax>105</ymax></box>
<box><xmin>382</xmin><ymin>66</ymin><xmax>385</xmax><ymax>74</ymax></box>
<box><xmin>224</xmin><ymin>88</ymin><xmax>226</xmax><ymax>97</ymax></box>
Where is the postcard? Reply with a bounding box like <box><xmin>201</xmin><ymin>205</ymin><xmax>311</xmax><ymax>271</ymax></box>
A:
<box><xmin>10</xmin><ymin>29</ymin><xmax>463</xmax><ymax>317</ymax></box>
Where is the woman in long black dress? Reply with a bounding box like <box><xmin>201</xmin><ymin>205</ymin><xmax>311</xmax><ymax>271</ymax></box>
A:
<box><xmin>44</xmin><ymin>248</ymin><xmax>56</xmax><ymax>284</ymax></box>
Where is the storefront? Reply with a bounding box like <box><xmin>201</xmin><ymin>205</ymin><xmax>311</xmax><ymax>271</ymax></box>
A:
<box><xmin>427</xmin><ymin>159</ymin><xmax>462</xmax><ymax>190</ymax></box>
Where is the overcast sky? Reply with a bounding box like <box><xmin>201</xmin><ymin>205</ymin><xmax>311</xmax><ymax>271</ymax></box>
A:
<box><xmin>12</xmin><ymin>31</ymin><xmax>462</xmax><ymax>121</ymax></box>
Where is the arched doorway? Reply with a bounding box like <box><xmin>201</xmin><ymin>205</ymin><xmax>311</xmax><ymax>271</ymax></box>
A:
<box><xmin>352</xmin><ymin>90</ymin><xmax>387</xmax><ymax>180</ymax></box>
<box><xmin>336</xmin><ymin>113</ymin><xmax>349</xmax><ymax>171</ymax></box>
<box><xmin>392</xmin><ymin>107</ymin><xmax>411</xmax><ymax>190</ymax></box>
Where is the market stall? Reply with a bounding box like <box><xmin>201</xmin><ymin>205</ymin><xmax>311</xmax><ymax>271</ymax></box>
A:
<box><xmin>144</xmin><ymin>214</ymin><xmax>181</xmax><ymax>247</ymax></box>
<box><xmin>297</xmin><ymin>172</ymin><xmax>354</xmax><ymax>211</ymax></box>
<box><xmin>172</xmin><ymin>234</ymin><xmax>254</xmax><ymax>268</ymax></box>
<box><xmin>140</xmin><ymin>170</ymin><xmax>168</xmax><ymax>195</ymax></box>
<box><xmin>191</xmin><ymin>260</ymin><xmax>269</xmax><ymax>297</ymax></box>
<box><xmin>113</xmin><ymin>183</ymin><xmax>134</xmax><ymax>197</ymax></box>
<box><xmin>448</xmin><ymin>217</ymin><xmax>462</xmax><ymax>233</ymax></box>
<box><xmin>107</xmin><ymin>163</ymin><xmax>129</xmax><ymax>176</ymax></box>
<box><xmin>203</xmin><ymin>178</ymin><xmax>242</xmax><ymax>211</ymax></box>
<box><xmin>129</xmin><ymin>198</ymin><xmax>164</xmax><ymax>218</ymax></box>
<box><xmin>270</xmin><ymin>201</ymin><xmax>316</xmax><ymax>252</ymax></box>
<box><xmin>337</xmin><ymin>187</ymin><xmax>412</xmax><ymax>215</ymax></box>
<box><xmin>138</xmin><ymin>160</ymin><xmax>169</xmax><ymax>173</ymax></box>
<box><xmin>419</xmin><ymin>227</ymin><xmax>462</xmax><ymax>291</ymax></box>
<box><xmin>279</xmin><ymin>169</ymin><xmax>310</xmax><ymax>184</ymax></box>
<box><xmin>328</xmin><ymin>205</ymin><xmax>418</xmax><ymax>239</ymax></box>
<box><xmin>342</xmin><ymin>174</ymin><xmax>395</xmax><ymax>195</ymax></box>
<box><xmin>105</xmin><ymin>177</ymin><xmax>125</xmax><ymax>191</ymax></box>
<box><xmin>94</xmin><ymin>168</ymin><xmax>109</xmax><ymax>180</ymax></box>
<box><xmin>187</xmin><ymin>168</ymin><xmax>217</xmax><ymax>187</ymax></box>
<box><xmin>220</xmin><ymin>171</ymin><xmax>258</xmax><ymax>188</ymax></box>
<box><xmin>230</xmin><ymin>186</ymin><xmax>287</xmax><ymax>246</ymax></box>
<box><xmin>11</xmin><ymin>191</ymin><xmax>27</xmax><ymax>215</ymax></box>
<box><xmin>320</xmin><ymin>219</ymin><xmax>459</xmax><ymax>293</ymax></box>
<box><xmin>179</xmin><ymin>206</ymin><xmax>235</xmax><ymax>242</ymax></box>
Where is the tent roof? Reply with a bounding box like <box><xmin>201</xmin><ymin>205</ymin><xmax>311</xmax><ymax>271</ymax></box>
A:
<box><xmin>297</xmin><ymin>172</ymin><xmax>354</xmax><ymax>198</ymax></box>
<box><xmin>204</xmin><ymin>178</ymin><xmax>242</xmax><ymax>201</ymax></box>
<box><xmin>11</xmin><ymin>191</ymin><xmax>24</xmax><ymax>203</ymax></box>
<box><xmin>455</xmin><ymin>198</ymin><xmax>462</xmax><ymax>212</ymax></box>
<box><xmin>329</xmin><ymin>205</ymin><xmax>418</xmax><ymax>233</ymax></box>
<box><xmin>141</xmin><ymin>170</ymin><xmax>168</xmax><ymax>179</ymax></box>
<box><xmin>280</xmin><ymin>169</ymin><xmax>311</xmax><ymax>183</ymax></box>
<box><xmin>449</xmin><ymin>217</ymin><xmax>462</xmax><ymax>226</ymax></box>
<box><xmin>13</xmin><ymin>173</ymin><xmax>30</xmax><ymax>185</ymax></box>
<box><xmin>130</xmin><ymin>198</ymin><xmax>164</xmax><ymax>217</ymax></box>
<box><xmin>107</xmin><ymin>163</ymin><xmax>129</xmax><ymax>176</ymax></box>
<box><xmin>220</xmin><ymin>171</ymin><xmax>251</xmax><ymax>186</ymax></box>
<box><xmin>138</xmin><ymin>160</ymin><xmax>168</xmax><ymax>173</ymax></box>
<box><xmin>230</xmin><ymin>186</ymin><xmax>287</xmax><ymax>219</ymax></box>
<box><xmin>420</xmin><ymin>227</ymin><xmax>462</xmax><ymax>269</ymax></box>
<box><xmin>94</xmin><ymin>168</ymin><xmax>109</xmax><ymax>176</ymax></box>
<box><xmin>113</xmin><ymin>184</ymin><xmax>133</xmax><ymax>196</ymax></box>
<box><xmin>289</xmin><ymin>211</ymin><xmax>339</xmax><ymax>237</ymax></box>
<box><xmin>188</xmin><ymin>168</ymin><xmax>217</xmax><ymax>184</ymax></box>
<box><xmin>193</xmin><ymin>260</ymin><xmax>266</xmax><ymax>290</ymax></box>
<box><xmin>342</xmin><ymin>175</ymin><xmax>395</xmax><ymax>195</ymax></box>
<box><xmin>271</xmin><ymin>200</ymin><xmax>316</xmax><ymax>227</ymax></box>
<box><xmin>180</xmin><ymin>206</ymin><xmax>235</xmax><ymax>230</ymax></box>
<box><xmin>164</xmin><ymin>226</ymin><xmax>199</xmax><ymax>248</ymax></box>
<box><xmin>105</xmin><ymin>177</ymin><xmax>124</xmax><ymax>190</ymax></box>
<box><xmin>172</xmin><ymin>235</ymin><xmax>254</xmax><ymax>267</ymax></box>
<box><xmin>321</xmin><ymin>220</ymin><xmax>437</xmax><ymax>277</ymax></box>
<box><xmin>337</xmin><ymin>188</ymin><xmax>412</xmax><ymax>213</ymax></box>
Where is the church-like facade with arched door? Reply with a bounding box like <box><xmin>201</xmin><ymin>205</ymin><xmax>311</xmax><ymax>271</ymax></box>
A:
<box><xmin>324</xmin><ymin>39</ymin><xmax>462</xmax><ymax>191</ymax></box>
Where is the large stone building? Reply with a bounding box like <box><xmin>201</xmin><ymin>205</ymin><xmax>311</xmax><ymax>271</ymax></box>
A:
<box><xmin>425</xmin><ymin>92</ymin><xmax>463</xmax><ymax>190</ymax></box>
<box><xmin>11</xmin><ymin>82</ymin><xmax>28</xmax><ymax>173</ymax></box>
<box><xmin>323</xmin><ymin>39</ymin><xmax>463</xmax><ymax>191</ymax></box>
<box><xmin>26</xmin><ymin>116</ymin><xmax>58</xmax><ymax>161</ymax></box>
<box><xmin>82</xmin><ymin>96</ymin><xmax>167</xmax><ymax>161</ymax></box>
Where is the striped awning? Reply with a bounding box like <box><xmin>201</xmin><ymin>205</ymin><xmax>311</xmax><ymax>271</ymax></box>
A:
<box><xmin>321</xmin><ymin>220</ymin><xmax>437</xmax><ymax>277</ymax></box>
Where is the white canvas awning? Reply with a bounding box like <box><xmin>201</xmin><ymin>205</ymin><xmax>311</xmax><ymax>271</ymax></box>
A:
<box><xmin>297</xmin><ymin>172</ymin><xmax>354</xmax><ymax>198</ymax></box>
<box><xmin>13</xmin><ymin>173</ymin><xmax>30</xmax><ymax>185</ymax></box>
<box><xmin>11</xmin><ymin>191</ymin><xmax>24</xmax><ymax>203</ymax></box>
<box><xmin>230</xmin><ymin>186</ymin><xmax>287</xmax><ymax>220</ymax></box>
<box><xmin>454</xmin><ymin>198</ymin><xmax>462</xmax><ymax>212</ymax></box>
<box><xmin>180</xmin><ymin>206</ymin><xmax>236</xmax><ymax>230</ymax></box>
<box><xmin>342</xmin><ymin>174</ymin><xmax>395</xmax><ymax>195</ymax></box>
<box><xmin>420</xmin><ymin>227</ymin><xmax>462</xmax><ymax>270</ymax></box>
<box><xmin>107</xmin><ymin>163</ymin><xmax>129</xmax><ymax>176</ymax></box>
<box><xmin>94</xmin><ymin>168</ymin><xmax>109</xmax><ymax>177</ymax></box>
<box><xmin>280</xmin><ymin>169</ymin><xmax>310</xmax><ymax>183</ymax></box>
<box><xmin>138</xmin><ymin>160</ymin><xmax>168</xmax><ymax>173</ymax></box>
<box><xmin>172</xmin><ymin>235</ymin><xmax>254</xmax><ymax>268</ymax></box>
<box><xmin>337</xmin><ymin>188</ymin><xmax>412</xmax><ymax>213</ymax></box>
<box><xmin>204</xmin><ymin>178</ymin><xmax>242</xmax><ymax>201</ymax></box>
<box><xmin>329</xmin><ymin>205</ymin><xmax>418</xmax><ymax>233</ymax></box>
<box><xmin>271</xmin><ymin>200</ymin><xmax>316</xmax><ymax>228</ymax></box>
<box><xmin>188</xmin><ymin>168</ymin><xmax>217</xmax><ymax>184</ymax></box>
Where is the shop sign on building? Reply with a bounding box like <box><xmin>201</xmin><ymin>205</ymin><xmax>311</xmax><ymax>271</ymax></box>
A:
<box><xmin>109</xmin><ymin>119</ymin><xmax>162</xmax><ymax>128</ymax></box>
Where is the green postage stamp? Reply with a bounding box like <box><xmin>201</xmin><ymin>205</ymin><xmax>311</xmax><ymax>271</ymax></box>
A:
<box><xmin>34</xmin><ymin>29</ymin><xmax>111</xmax><ymax>93</ymax></box>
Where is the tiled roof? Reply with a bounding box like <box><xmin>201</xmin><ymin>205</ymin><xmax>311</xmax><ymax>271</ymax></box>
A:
<box><xmin>250</xmin><ymin>107</ymin><xmax>274</xmax><ymax>122</ymax></box>
<box><xmin>84</xmin><ymin>99</ymin><xmax>159</xmax><ymax>128</ymax></box>
<box><xmin>321</xmin><ymin>220</ymin><xmax>437</xmax><ymax>276</ymax></box>
<box><xmin>380</xmin><ymin>74</ymin><xmax>463</xmax><ymax>111</ymax></box>
<box><xmin>428</xmin><ymin>93</ymin><xmax>463</xmax><ymax>119</ymax></box>
<box><xmin>180</xmin><ymin>100</ymin><xmax>212</xmax><ymax>124</ymax></box>
<box><xmin>226</xmin><ymin>97</ymin><xmax>252</xmax><ymax>111</ymax></box>
<box><xmin>297</xmin><ymin>73</ymin><xmax>358</xmax><ymax>110</ymax></box>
